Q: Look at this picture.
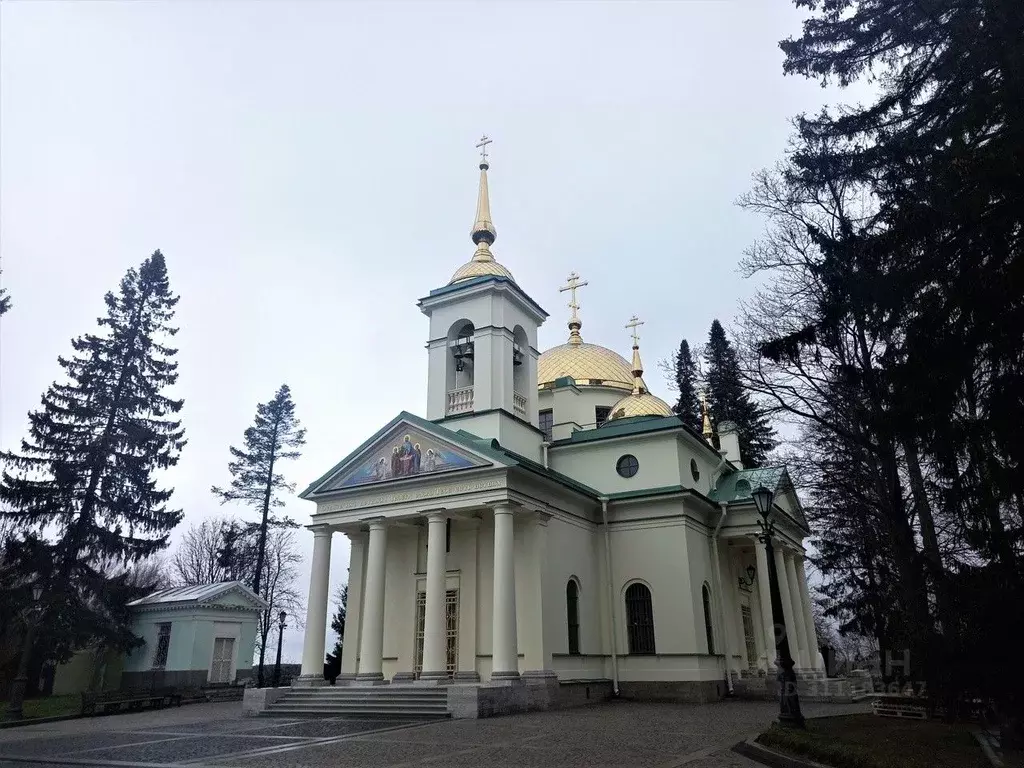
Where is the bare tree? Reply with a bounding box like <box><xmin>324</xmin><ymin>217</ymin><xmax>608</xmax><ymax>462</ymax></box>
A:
<box><xmin>171</xmin><ymin>517</ymin><xmax>234</xmax><ymax>586</ymax></box>
<box><xmin>253</xmin><ymin>528</ymin><xmax>304</xmax><ymax>678</ymax></box>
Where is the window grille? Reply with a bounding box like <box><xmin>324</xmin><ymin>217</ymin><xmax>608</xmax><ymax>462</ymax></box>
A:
<box><xmin>625</xmin><ymin>583</ymin><xmax>656</xmax><ymax>654</ymax></box>
<box><xmin>153</xmin><ymin>623</ymin><xmax>172</xmax><ymax>669</ymax></box>
<box><xmin>702</xmin><ymin>584</ymin><xmax>715</xmax><ymax>654</ymax></box>
<box><xmin>566</xmin><ymin>580</ymin><xmax>580</xmax><ymax>655</ymax></box>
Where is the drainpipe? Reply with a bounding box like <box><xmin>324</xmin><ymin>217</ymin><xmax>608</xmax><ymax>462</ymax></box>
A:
<box><xmin>709</xmin><ymin>453</ymin><xmax>728</xmax><ymax>496</ymax></box>
<box><xmin>541</xmin><ymin>442</ymin><xmax>550</xmax><ymax>470</ymax></box>
<box><xmin>600</xmin><ymin>498</ymin><xmax>619</xmax><ymax>696</ymax></box>
<box><xmin>712</xmin><ymin>502</ymin><xmax>735</xmax><ymax>696</ymax></box>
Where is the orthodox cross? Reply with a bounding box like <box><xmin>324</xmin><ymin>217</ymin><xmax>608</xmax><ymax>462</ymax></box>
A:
<box><xmin>560</xmin><ymin>271</ymin><xmax>588</xmax><ymax>321</ymax></box>
<box><xmin>626</xmin><ymin>315</ymin><xmax>644</xmax><ymax>346</ymax></box>
<box><xmin>476</xmin><ymin>135</ymin><xmax>492</xmax><ymax>165</ymax></box>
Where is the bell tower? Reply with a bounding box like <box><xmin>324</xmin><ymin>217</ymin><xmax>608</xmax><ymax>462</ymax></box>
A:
<box><xmin>418</xmin><ymin>138</ymin><xmax>547</xmax><ymax>460</ymax></box>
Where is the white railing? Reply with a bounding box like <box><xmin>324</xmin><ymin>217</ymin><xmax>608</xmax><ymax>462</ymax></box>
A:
<box><xmin>513</xmin><ymin>391</ymin><xmax>528</xmax><ymax>419</ymax></box>
<box><xmin>446</xmin><ymin>386</ymin><xmax>474</xmax><ymax>415</ymax></box>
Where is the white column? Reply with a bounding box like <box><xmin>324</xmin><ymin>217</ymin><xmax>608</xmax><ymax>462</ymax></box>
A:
<box><xmin>716</xmin><ymin>546</ymin><xmax>741</xmax><ymax>675</ymax></box>
<box><xmin>491</xmin><ymin>503</ymin><xmax>519</xmax><ymax>679</ymax></box>
<box><xmin>794</xmin><ymin>555</ymin><xmax>822</xmax><ymax>670</ymax></box>
<box><xmin>773</xmin><ymin>545</ymin><xmax>801</xmax><ymax>668</ymax></box>
<box><xmin>753</xmin><ymin>538</ymin><xmax>776</xmax><ymax>669</ymax></box>
<box><xmin>339</xmin><ymin>533</ymin><xmax>366</xmax><ymax>677</ymax></box>
<box><xmin>456</xmin><ymin>518</ymin><xmax>480</xmax><ymax>680</ymax></box>
<box><xmin>299</xmin><ymin>526</ymin><xmax>333</xmax><ymax>683</ymax></box>
<box><xmin>784</xmin><ymin>551</ymin><xmax>810</xmax><ymax>669</ymax></box>
<box><xmin>357</xmin><ymin>518</ymin><xmax>388</xmax><ymax>681</ymax></box>
<box><xmin>420</xmin><ymin>512</ymin><xmax>449</xmax><ymax>679</ymax></box>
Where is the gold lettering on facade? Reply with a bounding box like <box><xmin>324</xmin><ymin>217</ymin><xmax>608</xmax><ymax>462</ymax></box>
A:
<box><xmin>318</xmin><ymin>478</ymin><xmax>506</xmax><ymax>514</ymax></box>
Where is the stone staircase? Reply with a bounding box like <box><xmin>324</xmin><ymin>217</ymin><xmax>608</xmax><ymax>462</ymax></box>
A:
<box><xmin>261</xmin><ymin>685</ymin><xmax>450</xmax><ymax>719</ymax></box>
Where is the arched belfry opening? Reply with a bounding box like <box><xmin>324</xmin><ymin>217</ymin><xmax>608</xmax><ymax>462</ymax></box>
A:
<box><xmin>447</xmin><ymin>321</ymin><xmax>475</xmax><ymax>415</ymax></box>
<box><xmin>512</xmin><ymin>325</ymin><xmax>529</xmax><ymax>419</ymax></box>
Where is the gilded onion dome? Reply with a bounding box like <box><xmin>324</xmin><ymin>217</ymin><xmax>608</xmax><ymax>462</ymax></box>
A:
<box><xmin>606</xmin><ymin>316</ymin><xmax>674</xmax><ymax>422</ymax></box>
<box><xmin>450</xmin><ymin>137</ymin><xmax>516</xmax><ymax>285</ymax></box>
<box><xmin>537</xmin><ymin>272</ymin><xmax>635</xmax><ymax>391</ymax></box>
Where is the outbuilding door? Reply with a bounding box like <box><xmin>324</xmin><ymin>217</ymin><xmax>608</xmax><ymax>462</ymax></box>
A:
<box><xmin>210</xmin><ymin>637</ymin><xmax>235</xmax><ymax>684</ymax></box>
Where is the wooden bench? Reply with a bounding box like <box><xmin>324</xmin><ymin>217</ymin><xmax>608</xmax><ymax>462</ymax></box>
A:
<box><xmin>871</xmin><ymin>694</ymin><xmax>928</xmax><ymax>720</ymax></box>
<box><xmin>81</xmin><ymin>687</ymin><xmax>182</xmax><ymax>716</ymax></box>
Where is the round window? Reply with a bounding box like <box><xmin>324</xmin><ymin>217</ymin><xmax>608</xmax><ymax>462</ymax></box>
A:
<box><xmin>616</xmin><ymin>454</ymin><xmax>639</xmax><ymax>478</ymax></box>
<box><xmin>690</xmin><ymin>458</ymin><xmax>701</xmax><ymax>482</ymax></box>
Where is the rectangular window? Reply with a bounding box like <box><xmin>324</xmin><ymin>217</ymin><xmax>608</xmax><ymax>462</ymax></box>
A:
<box><xmin>741</xmin><ymin>605</ymin><xmax>759</xmax><ymax>671</ymax></box>
<box><xmin>595</xmin><ymin>406</ymin><xmax>611</xmax><ymax>426</ymax></box>
<box><xmin>539</xmin><ymin>409</ymin><xmax>553</xmax><ymax>442</ymax></box>
<box><xmin>152</xmin><ymin>623</ymin><xmax>172</xmax><ymax>669</ymax></box>
<box><xmin>445</xmin><ymin>518</ymin><xmax>452</xmax><ymax>553</ymax></box>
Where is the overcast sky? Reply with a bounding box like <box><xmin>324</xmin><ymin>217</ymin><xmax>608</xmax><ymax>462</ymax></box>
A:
<box><xmin>1</xmin><ymin>1</ymin><xmax>853</xmax><ymax>663</ymax></box>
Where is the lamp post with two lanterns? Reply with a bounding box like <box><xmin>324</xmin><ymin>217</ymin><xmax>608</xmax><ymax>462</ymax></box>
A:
<box><xmin>751</xmin><ymin>484</ymin><xmax>805</xmax><ymax>729</ymax></box>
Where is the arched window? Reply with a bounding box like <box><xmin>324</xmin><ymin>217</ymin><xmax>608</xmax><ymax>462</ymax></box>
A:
<box><xmin>702</xmin><ymin>583</ymin><xmax>715</xmax><ymax>654</ymax></box>
<box><xmin>625</xmin><ymin>582</ymin><xmax>655</xmax><ymax>655</ymax></box>
<box><xmin>566</xmin><ymin>579</ymin><xmax>580</xmax><ymax>655</ymax></box>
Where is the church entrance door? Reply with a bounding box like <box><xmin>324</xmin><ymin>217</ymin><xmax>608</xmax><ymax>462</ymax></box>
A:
<box><xmin>413</xmin><ymin>589</ymin><xmax>459</xmax><ymax>677</ymax></box>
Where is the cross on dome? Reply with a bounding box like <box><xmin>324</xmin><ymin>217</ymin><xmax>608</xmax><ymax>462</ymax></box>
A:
<box><xmin>560</xmin><ymin>271</ymin><xmax>589</xmax><ymax>345</ymax></box>
<box><xmin>476</xmin><ymin>135</ymin><xmax>492</xmax><ymax>169</ymax></box>
<box><xmin>625</xmin><ymin>315</ymin><xmax>644</xmax><ymax>347</ymax></box>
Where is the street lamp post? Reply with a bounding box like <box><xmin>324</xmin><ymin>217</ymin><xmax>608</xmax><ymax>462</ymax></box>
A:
<box><xmin>273</xmin><ymin>611</ymin><xmax>287</xmax><ymax>688</ymax></box>
<box><xmin>7</xmin><ymin>583</ymin><xmax>45</xmax><ymax>720</ymax></box>
<box><xmin>751</xmin><ymin>485</ymin><xmax>805</xmax><ymax>729</ymax></box>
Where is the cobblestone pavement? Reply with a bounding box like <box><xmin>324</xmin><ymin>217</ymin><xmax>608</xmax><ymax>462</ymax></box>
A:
<box><xmin>0</xmin><ymin>698</ymin><xmax>868</xmax><ymax>767</ymax></box>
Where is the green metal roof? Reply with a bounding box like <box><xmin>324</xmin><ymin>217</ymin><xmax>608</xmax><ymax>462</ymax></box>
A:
<box><xmin>709</xmin><ymin>466</ymin><xmax>789</xmax><ymax>504</ymax></box>
<box><xmin>418</xmin><ymin>274</ymin><xmax>548</xmax><ymax>318</ymax></box>
<box><xmin>551</xmin><ymin>414</ymin><xmax>683</xmax><ymax>445</ymax></box>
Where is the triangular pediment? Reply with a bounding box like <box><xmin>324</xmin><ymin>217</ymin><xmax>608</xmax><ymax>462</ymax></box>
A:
<box><xmin>308</xmin><ymin>416</ymin><xmax>493</xmax><ymax>495</ymax></box>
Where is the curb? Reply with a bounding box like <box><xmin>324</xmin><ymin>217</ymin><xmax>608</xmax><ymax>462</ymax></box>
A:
<box><xmin>0</xmin><ymin>713</ymin><xmax>82</xmax><ymax>730</ymax></box>
<box><xmin>732</xmin><ymin>737</ymin><xmax>835</xmax><ymax>768</ymax></box>
<box><xmin>972</xmin><ymin>727</ymin><xmax>1005</xmax><ymax>768</ymax></box>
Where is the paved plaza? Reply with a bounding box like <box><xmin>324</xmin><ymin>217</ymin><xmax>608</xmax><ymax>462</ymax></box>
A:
<box><xmin>0</xmin><ymin>699</ymin><xmax>867</xmax><ymax>767</ymax></box>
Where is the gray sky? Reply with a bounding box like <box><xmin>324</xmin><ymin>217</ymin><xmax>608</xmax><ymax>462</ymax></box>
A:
<box><xmin>1</xmin><ymin>1</ymin><xmax>848</xmax><ymax>663</ymax></box>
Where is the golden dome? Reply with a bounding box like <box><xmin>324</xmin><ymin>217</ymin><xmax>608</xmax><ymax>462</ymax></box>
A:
<box><xmin>450</xmin><ymin>251</ymin><xmax>516</xmax><ymax>284</ymax></box>
<box><xmin>538</xmin><ymin>342</ymin><xmax>635</xmax><ymax>391</ymax></box>
<box><xmin>605</xmin><ymin>316</ymin><xmax>673</xmax><ymax>422</ymax></box>
<box><xmin>607</xmin><ymin>387</ymin><xmax>675</xmax><ymax>421</ymax></box>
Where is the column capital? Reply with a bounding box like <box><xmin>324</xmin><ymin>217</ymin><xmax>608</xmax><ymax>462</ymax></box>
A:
<box><xmin>362</xmin><ymin>516</ymin><xmax>388</xmax><ymax>531</ymax></box>
<box><xmin>309</xmin><ymin>524</ymin><xmax>334</xmax><ymax>538</ymax></box>
<box><xmin>423</xmin><ymin>509</ymin><xmax>449</xmax><ymax>523</ymax></box>
<box><xmin>487</xmin><ymin>501</ymin><xmax>513</xmax><ymax>515</ymax></box>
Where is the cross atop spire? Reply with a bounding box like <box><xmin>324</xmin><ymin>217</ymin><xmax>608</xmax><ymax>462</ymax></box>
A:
<box><xmin>470</xmin><ymin>136</ymin><xmax>497</xmax><ymax>253</ymax></box>
<box><xmin>625</xmin><ymin>315</ymin><xmax>644</xmax><ymax>347</ymax></box>
<box><xmin>560</xmin><ymin>271</ymin><xmax>589</xmax><ymax>345</ymax></box>
<box><xmin>476</xmin><ymin>134</ymin><xmax>492</xmax><ymax>169</ymax></box>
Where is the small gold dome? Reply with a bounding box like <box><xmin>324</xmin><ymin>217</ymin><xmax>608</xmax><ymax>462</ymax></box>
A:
<box><xmin>538</xmin><ymin>343</ymin><xmax>635</xmax><ymax>391</ymax></box>
<box><xmin>606</xmin><ymin>388</ymin><xmax>675</xmax><ymax>421</ymax></box>
<box><xmin>450</xmin><ymin>257</ymin><xmax>516</xmax><ymax>284</ymax></box>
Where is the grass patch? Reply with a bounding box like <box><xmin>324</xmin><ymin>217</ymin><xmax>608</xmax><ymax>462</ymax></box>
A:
<box><xmin>756</xmin><ymin>713</ymin><xmax>988</xmax><ymax>768</ymax></box>
<box><xmin>0</xmin><ymin>694</ymin><xmax>81</xmax><ymax>722</ymax></box>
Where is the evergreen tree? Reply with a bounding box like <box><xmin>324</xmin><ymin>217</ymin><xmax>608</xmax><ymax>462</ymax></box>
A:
<box><xmin>705</xmin><ymin>319</ymin><xmax>776</xmax><ymax>467</ymax></box>
<box><xmin>0</xmin><ymin>251</ymin><xmax>185</xmax><ymax>660</ymax></box>
<box><xmin>212</xmin><ymin>385</ymin><xmax>305</xmax><ymax>594</ymax></box>
<box><xmin>329</xmin><ymin>583</ymin><xmax>348</xmax><ymax>661</ymax></box>
<box><xmin>671</xmin><ymin>339</ymin><xmax>701</xmax><ymax>433</ymax></box>
<box><xmin>212</xmin><ymin>385</ymin><xmax>304</xmax><ymax>686</ymax></box>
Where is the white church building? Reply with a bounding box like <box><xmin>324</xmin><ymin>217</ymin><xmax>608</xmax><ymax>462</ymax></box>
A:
<box><xmin>293</xmin><ymin>145</ymin><xmax>824</xmax><ymax>704</ymax></box>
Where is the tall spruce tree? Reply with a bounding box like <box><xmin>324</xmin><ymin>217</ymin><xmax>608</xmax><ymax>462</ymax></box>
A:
<box><xmin>212</xmin><ymin>384</ymin><xmax>304</xmax><ymax>685</ymax></box>
<box><xmin>705</xmin><ymin>319</ymin><xmax>776</xmax><ymax>467</ymax></box>
<box><xmin>0</xmin><ymin>251</ymin><xmax>185</xmax><ymax>660</ymax></box>
<box><xmin>671</xmin><ymin>339</ymin><xmax>702</xmax><ymax>433</ymax></box>
<box><xmin>212</xmin><ymin>385</ymin><xmax>305</xmax><ymax>595</ymax></box>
